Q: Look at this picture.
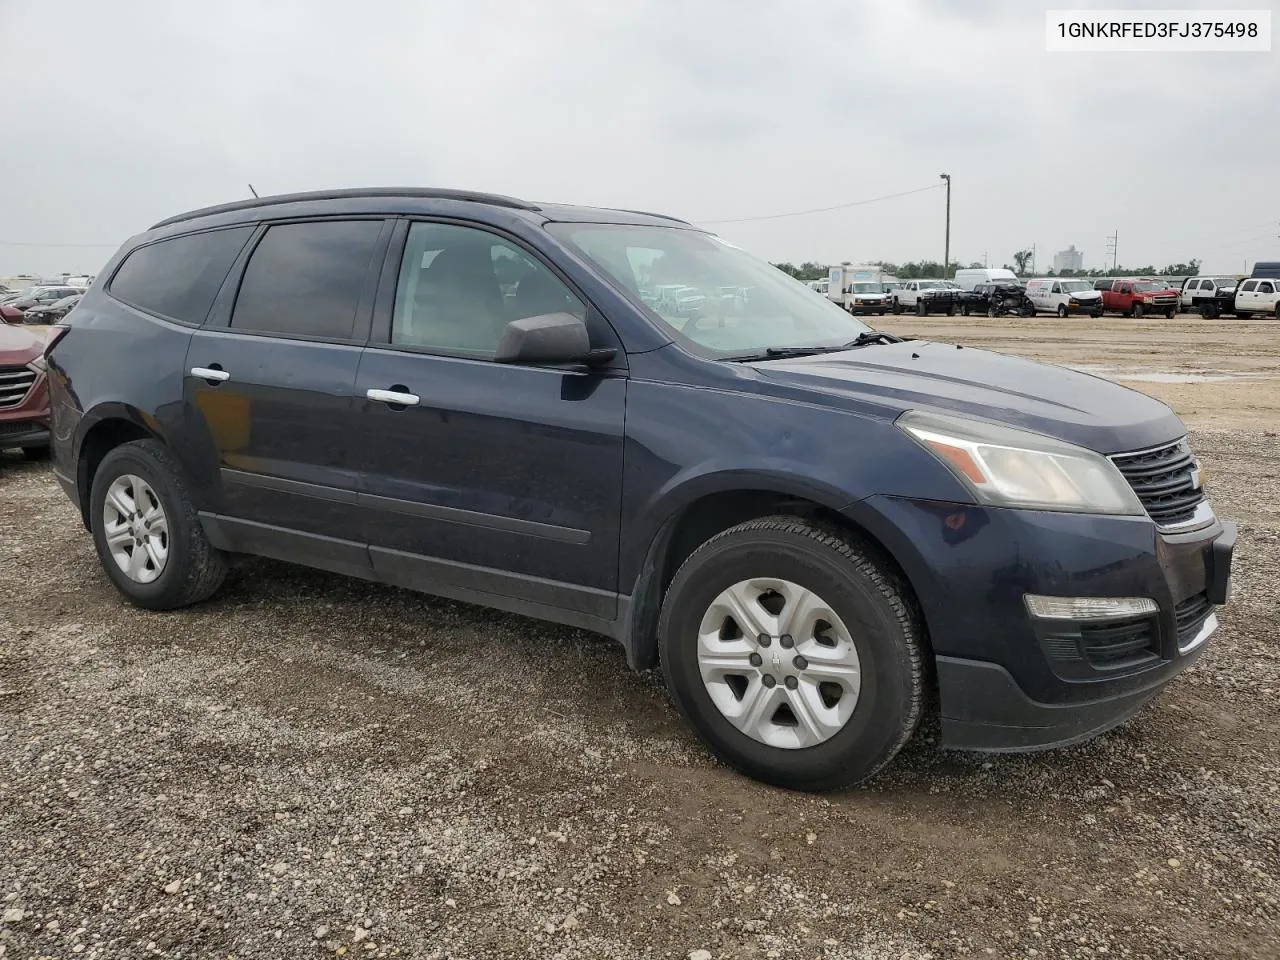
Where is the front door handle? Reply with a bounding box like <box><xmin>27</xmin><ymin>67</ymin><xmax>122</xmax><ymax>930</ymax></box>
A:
<box><xmin>191</xmin><ymin>366</ymin><xmax>230</xmax><ymax>383</ymax></box>
<box><xmin>366</xmin><ymin>387</ymin><xmax>420</xmax><ymax>407</ymax></box>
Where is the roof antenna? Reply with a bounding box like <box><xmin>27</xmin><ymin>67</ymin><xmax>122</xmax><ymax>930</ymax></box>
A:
<box><xmin>247</xmin><ymin>183</ymin><xmax>260</xmax><ymax>199</ymax></box>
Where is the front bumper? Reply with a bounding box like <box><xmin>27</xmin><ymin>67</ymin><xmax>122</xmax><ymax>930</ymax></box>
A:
<box><xmin>1067</xmin><ymin>300</ymin><xmax>1104</xmax><ymax>314</ymax></box>
<box><xmin>0</xmin><ymin>419</ymin><xmax>51</xmax><ymax>449</ymax></box>
<box><xmin>851</xmin><ymin>495</ymin><xmax>1235</xmax><ymax>751</ymax></box>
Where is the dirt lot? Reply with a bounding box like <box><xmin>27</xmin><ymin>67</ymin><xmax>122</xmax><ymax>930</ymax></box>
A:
<box><xmin>2</xmin><ymin>315</ymin><xmax>1278</xmax><ymax>959</ymax></box>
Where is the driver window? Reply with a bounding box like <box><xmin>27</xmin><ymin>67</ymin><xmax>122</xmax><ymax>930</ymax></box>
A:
<box><xmin>391</xmin><ymin>223</ymin><xmax>585</xmax><ymax>356</ymax></box>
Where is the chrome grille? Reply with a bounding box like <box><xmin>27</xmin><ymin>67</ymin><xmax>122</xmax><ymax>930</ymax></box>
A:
<box><xmin>1111</xmin><ymin>438</ymin><xmax>1205</xmax><ymax>526</ymax></box>
<box><xmin>0</xmin><ymin>366</ymin><xmax>37</xmax><ymax>408</ymax></box>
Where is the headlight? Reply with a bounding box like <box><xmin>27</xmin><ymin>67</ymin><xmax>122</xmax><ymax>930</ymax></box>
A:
<box><xmin>897</xmin><ymin>410</ymin><xmax>1145</xmax><ymax>515</ymax></box>
<box><xmin>1142</xmin><ymin>296</ymin><xmax>1153</xmax><ymax>303</ymax></box>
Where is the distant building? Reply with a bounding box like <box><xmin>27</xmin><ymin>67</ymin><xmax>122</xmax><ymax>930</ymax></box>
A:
<box><xmin>1053</xmin><ymin>245</ymin><xmax>1084</xmax><ymax>273</ymax></box>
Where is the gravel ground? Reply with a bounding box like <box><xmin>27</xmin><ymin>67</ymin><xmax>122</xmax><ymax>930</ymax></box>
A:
<box><xmin>2</xmin><ymin>316</ymin><xmax>1278</xmax><ymax>959</ymax></box>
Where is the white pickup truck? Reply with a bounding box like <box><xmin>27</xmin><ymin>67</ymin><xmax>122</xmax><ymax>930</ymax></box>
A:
<box><xmin>1234</xmin><ymin>277</ymin><xmax>1280</xmax><ymax>319</ymax></box>
<box><xmin>891</xmin><ymin>280</ymin><xmax>959</xmax><ymax>316</ymax></box>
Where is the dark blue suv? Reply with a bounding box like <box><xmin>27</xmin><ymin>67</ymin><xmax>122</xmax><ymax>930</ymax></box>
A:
<box><xmin>45</xmin><ymin>188</ymin><xmax>1235</xmax><ymax>790</ymax></box>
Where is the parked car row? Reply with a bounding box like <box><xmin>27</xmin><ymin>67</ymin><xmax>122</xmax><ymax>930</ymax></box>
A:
<box><xmin>1178</xmin><ymin>270</ymin><xmax>1280</xmax><ymax>319</ymax></box>
<box><xmin>1</xmin><ymin>284</ymin><xmax>86</xmax><ymax>324</ymax></box>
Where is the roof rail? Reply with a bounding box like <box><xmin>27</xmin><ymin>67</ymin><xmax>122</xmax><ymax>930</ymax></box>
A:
<box><xmin>609</xmin><ymin>208</ymin><xmax>692</xmax><ymax>225</ymax></box>
<box><xmin>150</xmin><ymin>187</ymin><xmax>539</xmax><ymax>230</ymax></box>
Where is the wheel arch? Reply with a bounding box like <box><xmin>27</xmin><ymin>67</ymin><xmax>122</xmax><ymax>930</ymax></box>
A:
<box><xmin>619</xmin><ymin>474</ymin><xmax>935</xmax><ymax>676</ymax></box>
<box><xmin>73</xmin><ymin>404</ymin><xmax>166</xmax><ymax>528</ymax></box>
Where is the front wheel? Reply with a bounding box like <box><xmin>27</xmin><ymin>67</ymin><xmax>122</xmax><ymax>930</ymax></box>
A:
<box><xmin>1057</xmin><ymin>304</ymin><xmax>1068</xmax><ymax>318</ymax></box>
<box><xmin>987</xmin><ymin>304</ymin><xmax>999</xmax><ymax>318</ymax></box>
<box><xmin>659</xmin><ymin>517</ymin><xmax>927</xmax><ymax>791</ymax></box>
<box><xmin>961</xmin><ymin>304</ymin><xmax>970</xmax><ymax>316</ymax></box>
<box><xmin>916</xmin><ymin>301</ymin><xmax>927</xmax><ymax>317</ymax></box>
<box><xmin>1132</xmin><ymin>303</ymin><xmax>1144</xmax><ymax>318</ymax></box>
<box><xmin>891</xmin><ymin>300</ymin><xmax>902</xmax><ymax>315</ymax></box>
<box><xmin>89</xmin><ymin>439</ymin><xmax>228</xmax><ymax>610</ymax></box>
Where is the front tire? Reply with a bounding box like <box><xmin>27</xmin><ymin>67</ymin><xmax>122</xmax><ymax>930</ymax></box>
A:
<box><xmin>1056</xmin><ymin>304</ymin><xmax>1068</xmax><ymax>318</ymax></box>
<box><xmin>1132</xmin><ymin>303</ymin><xmax>1144</xmax><ymax>318</ymax></box>
<box><xmin>89</xmin><ymin>439</ymin><xmax>227</xmax><ymax>610</ymax></box>
<box><xmin>658</xmin><ymin>517</ymin><xmax>926</xmax><ymax>791</ymax></box>
<box><xmin>916</xmin><ymin>301</ymin><xmax>927</xmax><ymax>317</ymax></box>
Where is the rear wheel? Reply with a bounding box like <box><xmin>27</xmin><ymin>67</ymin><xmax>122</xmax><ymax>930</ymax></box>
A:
<box><xmin>1202</xmin><ymin>302</ymin><xmax>1219</xmax><ymax>319</ymax></box>
<box><xmin>89</xmin><ymin>439</ymin><xmax>227</xmax><ymax>610</ymax></box>
<box><xmin>1274</xmin><ymin>305</ymin><xmax>1280</xmax><ymax>320</ymax></box>
<box><xmin>659</xmin><ymin>517</ymin><xmax>926</xmax><ymax>791</ymax></box>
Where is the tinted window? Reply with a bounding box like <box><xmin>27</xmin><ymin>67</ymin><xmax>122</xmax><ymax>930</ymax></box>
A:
<box><xmin>391</xmin><ymin>222</ymin><xmax>585</xmax><ymax>356</ymax></box>
<box><xmin>1258</xmin><ymin>282</ymin><xmax>1275</xmax><ymax>294</ymax></box>
<box><xmin>231</xmin><ymin>220</ymin><xmax>383</xmax><ymax>339</ymax></box>
<box><xmin>110</xmin><ymin>227</ymin><xmax>253</xmax><ymax>324</ymax></box>
<box><xmin>1051</xmin><ymin>282</ymin><xmax>1063</xmax><ymax>294</ymax></box>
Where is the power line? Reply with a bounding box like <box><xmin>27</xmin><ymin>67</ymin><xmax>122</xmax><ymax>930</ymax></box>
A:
<box><xmin>0</xmin><ymin>240</ymin><xmax>118</xmax><ymax>248</ymax></box>
<box><xmin>697</xmin><ymin>182</ymin><xmax>945</xmax><ymax>225</ymax></box>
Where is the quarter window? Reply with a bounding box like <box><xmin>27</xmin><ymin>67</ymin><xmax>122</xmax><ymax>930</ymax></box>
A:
<box><xmin>390</xmin><ymin>222</ymin><xmax>585</xmax><ymax>356</ymax></box>
<box><xmin>109</xmin><ymin>227</ymin><xmax>253</xmax><ymax>324</ymax></box>
<box><xmin>231</xmin><ymin>220</ymin><xmax>384</xmax><ymax>340</ymax></box>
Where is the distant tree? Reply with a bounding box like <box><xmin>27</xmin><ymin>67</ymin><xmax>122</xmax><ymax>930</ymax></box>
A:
<box><xmin>1012</xmin><ymin>249</ymin><xmax>1034</xmax><ymax>274</ymax></box>
<box><xmin>967</xmin><ymin>261</ymin><xmax>984</xmax><ymax>270</ymax></box>
<box><xmin>1046</xmin><ymin>268</ymin><xmax>1057</xmax><ymax>277</ymax></box>
<box><xmin>772</xmin><ymin>262</ymin><xmax>801</xmax><ymax>279</ymax></box>
<box><xmin>1159</xmin><ymin>259</ymin><xmax>1200</xmax><ymax>276</ymax></box>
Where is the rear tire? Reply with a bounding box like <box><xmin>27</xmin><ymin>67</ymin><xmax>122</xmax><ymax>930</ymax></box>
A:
<box><xmin>89</xmin><ymin>439</ymin><xmax>227</xmax><ymax>610</ymax></box>
<box><xmin>658</xmin><ymin>516</ymin><xmax>927</xmax><ymax>791</ymax></box>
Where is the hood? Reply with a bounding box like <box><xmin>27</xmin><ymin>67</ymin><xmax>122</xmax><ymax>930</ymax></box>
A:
<box><xmin>750</xmin><ymin>340</ymin><xmax>1182</xmax><ymax>454</ymax></box>
<box><xmin>0</xmin><ymin>323</ymin><xmax>46</xmax><ymax>365</ymax></box>
<box><xmin>1067</xmin><ymin>290</ymin><xmax>1102</xmax><ymax>301</ymax></box>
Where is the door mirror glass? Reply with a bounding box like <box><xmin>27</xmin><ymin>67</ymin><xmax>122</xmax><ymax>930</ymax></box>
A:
<box><xmin>493</xmin><ymin>312</ymin><xmax>595</xmax><ymax>365</ymax></box>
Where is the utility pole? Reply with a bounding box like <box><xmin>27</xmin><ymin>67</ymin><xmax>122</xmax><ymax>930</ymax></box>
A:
<box><xmin>939</xmin><ymin>173</ymin><xmax>951</xmax><ymax>276</ymax></box>
<box><xmin>1031</xmin><ymin>243</ymin><xmax>1036</xmax><ymax>275</ymax></box>
<box><xmin>983</xmin><ymin>251</ymin><xmax>988</xmax><ymax>268</ymax></box>
<box><xmin>248</xmin><ymin>183</ymin><xmax>260</xmax><ymax>198</ymax></box>
<box><xmin>1105</xmin><ymin>230</ymin><xmax>1118</xmax><ymax>272</ymax></box>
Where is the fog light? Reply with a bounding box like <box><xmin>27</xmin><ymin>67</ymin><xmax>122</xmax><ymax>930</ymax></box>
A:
<box><xmin>1024</xmin><ymin>595</ymin><xmax>1158</xmax><ymax>621</ymax></box>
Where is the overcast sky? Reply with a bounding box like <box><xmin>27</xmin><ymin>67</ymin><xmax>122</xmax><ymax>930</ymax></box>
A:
<box><xmin>1</xmin><ymin>0</ymin><xmax>1276</xmax><ymax>278</ymax></box>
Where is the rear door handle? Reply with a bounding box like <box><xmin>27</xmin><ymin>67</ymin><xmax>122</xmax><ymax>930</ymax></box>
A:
<box><xmin>191</xmin><ymin>366</ymin><xmax>230</xmax><ymax>382</ymax></box>
<box><xmin>366</xmin><ymin>387</ymin><xmax>420</xmax><ymax>407</ymax></box>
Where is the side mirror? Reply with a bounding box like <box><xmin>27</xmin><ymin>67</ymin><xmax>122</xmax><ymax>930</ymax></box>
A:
<box><xmin>493</xmin><ymin>312</ymin><xmax>613</xmax><ymax>366</ymax></box>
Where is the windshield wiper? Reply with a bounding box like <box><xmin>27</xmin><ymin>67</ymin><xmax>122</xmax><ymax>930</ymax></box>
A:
<box><xmin>733</xmin><ymin>331</ymin><xmax>903</xmax><ymax>362</ymax></box>
<box><xmin>842</xmin><ymin>331</ymin><xmax>903</xmax><ymax>348</ymax></box>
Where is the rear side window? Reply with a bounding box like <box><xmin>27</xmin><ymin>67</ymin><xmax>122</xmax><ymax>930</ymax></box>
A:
<box><xmin>110</xmin><ymin>227</ymin><xmax>253</xmax><ymax>324</ymax></box>
<box><xmin>231</xmin><ymin>220</ymin><xmax>383</xmax><ymax>340</ymax></box>
<box><xmin>1259</xmin><ymin>282</ymin><xmax>1276</xmax><ymax>294</ymax></box>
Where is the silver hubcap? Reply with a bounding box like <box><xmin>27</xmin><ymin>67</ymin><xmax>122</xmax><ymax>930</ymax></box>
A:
<box><xmin>697</xmin><ymin>578</ymin><xmax>862</xmax><ymax>749</ymax></box>
<box><xmin>103</xmin><ymin>474</ymin><xmax>169</xmax><ymax>584</ymax></box>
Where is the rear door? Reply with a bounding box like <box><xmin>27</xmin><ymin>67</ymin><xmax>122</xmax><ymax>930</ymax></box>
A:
<box><xmin>352</xmin><ymin>219</ymin><xmax>627</xmax><ymax>627</ymax></box>
<box><xmin>184</xmin><ymin>217</ymin><xmax>392</xmax><ymax>573</ymax></box>
<box><xmin>1255</xmin><ymin>280</ymin><xmax>1278</xmax><ymax>313</ymax></box>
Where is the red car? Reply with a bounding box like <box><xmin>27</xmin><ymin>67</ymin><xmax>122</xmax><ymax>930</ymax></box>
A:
<box><xmin>0</xmin><ymin>323</ymin><xmax>51</xmax><ymax>456</ymax></box>
<box><xmin>1097</xmin><ymin>278</ymin><xmax>1181</xmax><ymax>318</ymax></box>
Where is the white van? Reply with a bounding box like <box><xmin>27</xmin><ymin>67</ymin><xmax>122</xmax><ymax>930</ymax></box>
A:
<box><xmin>1025</xmin><ymin>278</ymin><xmax>1104</xmax><ymax>317</ymax></box>
<box><xmin>951</xmin><ymin>267</ymin><xmax>1020</xmax><ymax>291</ymax></box>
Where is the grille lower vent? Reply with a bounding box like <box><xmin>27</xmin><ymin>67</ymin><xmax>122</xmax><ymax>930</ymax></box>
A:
<box><xmin>1111</xmin><ymin>439</ymin><xmax>1206</xmax><ymax>526</ymax></box>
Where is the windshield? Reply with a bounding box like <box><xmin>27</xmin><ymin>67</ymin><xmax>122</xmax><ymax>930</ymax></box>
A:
<box><xmin>917</xmin><ymin>281</ymin><xmax>943</xmax><ymax>290</ymax></box>
<box><xmin>1133</xmin><ymin>281</ymin><xmax>1162</xmax><ymax>292</ymax></box>
<box><xmin>545</xmin><ymin>223</ymin><xmax>872</xmax><ymax>356</ymax></box>
<box><xmin>849</xmin><ymin>283</ymin><xmax>881</xmax><ymax>293</ymax></box>
<box><xmin>1061</xmin><ymin>280</ymin><xmax>1093</xmax><ymax>292</ymax></box>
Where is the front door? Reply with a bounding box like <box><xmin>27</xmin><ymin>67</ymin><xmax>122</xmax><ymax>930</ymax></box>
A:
<box><xmin>354</xmin><ymin>220</ymin><xmax>627</xmax><ymax>627</ymax></box>
<box><xmin>185</xmin><ymin>217</ymin><xmax>391</xmax><ymax>572</ymax></box>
